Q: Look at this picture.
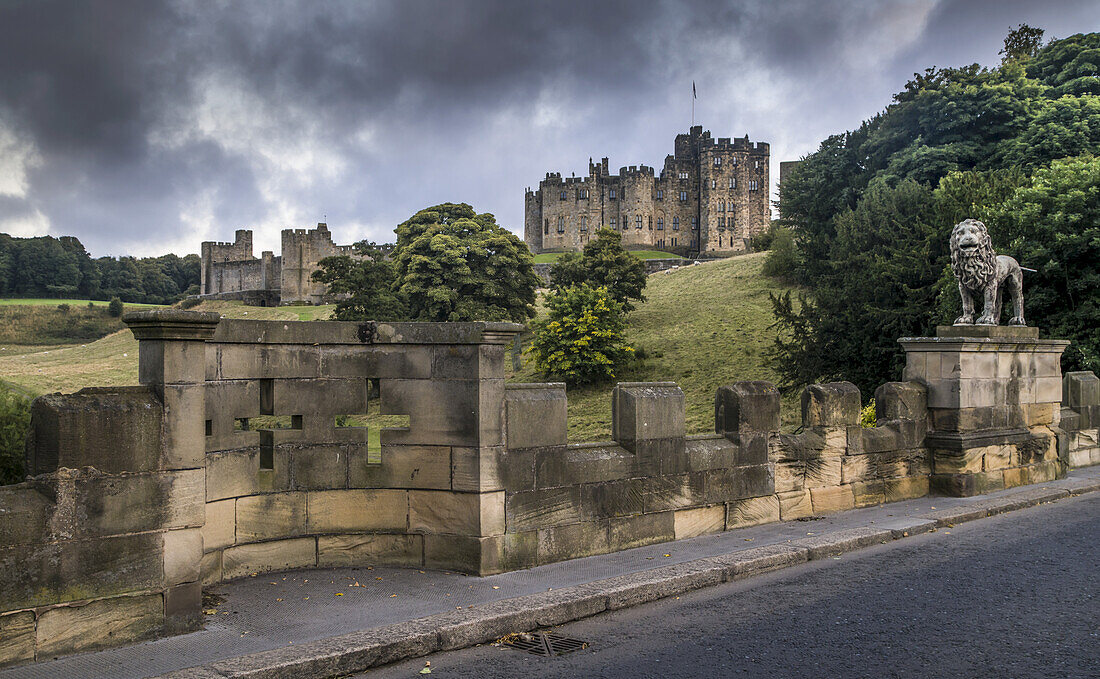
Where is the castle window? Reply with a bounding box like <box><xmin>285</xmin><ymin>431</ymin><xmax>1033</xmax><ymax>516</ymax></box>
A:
<box><xmin>648</xmin><ymin>215</ymin><xmax>653</xmax><ymax>230</ymax></box>
<box><xmin>635</xmin><ymin>215</ymin><xmax>643</xmax><ymax>229</ymax></box>
<box><xmin>580</xmin><ymin>216</ymin><xmax>588</xmax><ymax>232</ymax></box>
<box><xmin>719</xmin><ymin>236</ymin><xmax>723</xmax><ymax>248</ymax></box>
<box><xmin>749</xmin><ymin>180</ymin><xmax>758</xmax><ymax>191</ymax></box>
<box><xmin>730</xmin><ymin>177</ymin><xmax>736</xmax><ymax>189</ymax></box>
<box><xmin>560</xmin><ymin>190</ymin><xmax>567</xmax><ymax>200</ymax></box>
<box><xmin>609</xmin><ymin>188</ymin><xmax>617</xmax><ymax>199</ymax></box>
<box><xmin>657</xmin><ymin>217</ymin><xmax>664</xmax><ymax>230</ymax></box>
<box><xmin>714</xmin><ymin>156</ymin><xmax>721</xmax><ymax>166</ymax></box>
<box><xmin>610</xmin><ymin>217</ymin><xmax>616</xmax><ymax>229</ymax></box>
<box><xmin>579</xmin><ymin>189</ymin><xmax>589</xmax><ymax>199</ymax></box>
<box><xmin>678</xmin><ymin>171</ymin><xmax>689</xmax><ymax>180</ymax></box>
<box><xmin>732</xmin><ymin>157</ymin><xmax>738</xmax><ymax>165</ymax></box>
<box><xmin>673</xmin><ymin>217</ymin><xmax>680</xmax><ymax>231</ymax></box>
<box><xmin>557</xmin><ymin>216</ymin><xmax>565</xmax><ymax>233</ymax></box>
<box><xmin>544</xmin><ymin>218</ymin><xmax>549</xmax><ymax>235</ymax></box>
<box><xmin>718</xmin><ymin>201</ymin><xmax>725</xmax><ymax>212</ymax></box>
<box><xmin>711</xmin><ymin>180</ymin><xmax>716</xmax><ymax>189</ymax></box>
<box><xmin>679</xmin><ymin>191</ymin><xmax>687</xmax><ymax>201</ymax></box>
<box><xmin>656</xmin><ymin>189</ymin><xmax>663</xmax><ymax>200</ymax></box>
<box><xmin>755</xmin><ymin>160</ymin><xmax>760</xmax><ymax>169</ymax></box>
<box><xmin>692</xmin><ymin>216</ymin><xmax>698</xmax><ymax>230</ymax></box>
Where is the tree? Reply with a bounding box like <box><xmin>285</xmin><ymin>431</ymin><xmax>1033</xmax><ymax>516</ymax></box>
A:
<box><xmin>1000</xmin><ymin>24</ymin><xmax>1045</xmax><ymax>63</ymax></box>
<box><xmin>548</xmin><ymin>228</ymin><xmax>647</xmax><ymax>311</ymax></box>
<box><xmin>392</xmin><ymin>204</ymin><xmax>539</xmax><ymax>322</ymax></box>
<box><xmin>527</xmin><ymin>284</ymin><xmax>634</xmax><ymax>386</ymax></box>
<box><xmin>0</xmin><ymin>387</ymin><xmax>31</xmax><ymax>486</ymax></box>
<box><xmin>108</xmin><ymin>297</ymin><xmax>124</xmax><ymax>317</ymax></box>
<box><xmin>1027</xmin><ymin>32</ymin><xmax>1100</xmax><ymax>97</ymax></box>
<box><xmin>761</xmin><ymin>225</ymin><xmax>798</xmax><ymax>281</ymax></box>
<box><xmin>311</xmin><ymin>241</ymin><xmax>407</xmax><ymax>321</ymax></box>
<box><xmin>992</xmin><ymin>155</ymin><xmax>1100</xmax><ymax>373</ymax></box>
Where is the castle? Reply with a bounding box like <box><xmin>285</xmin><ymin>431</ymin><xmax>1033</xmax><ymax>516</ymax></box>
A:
<box><xmin>524</xmin><ymin>126</ymin><xmax>770</xmax><ymax>255</ymax></box>
<box><xmin>199</xmin><ymin>223</ymin><xmax>358</xmax><ymax>305</ymax></box>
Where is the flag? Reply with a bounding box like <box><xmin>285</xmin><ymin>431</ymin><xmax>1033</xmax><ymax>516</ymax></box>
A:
<box><xmin>692</xmin><ymin>81</ymin><xmax>697</xmax><ymax>99</ymax></box>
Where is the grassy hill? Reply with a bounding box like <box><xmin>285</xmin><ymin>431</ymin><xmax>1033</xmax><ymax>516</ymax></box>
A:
<box><xmin>532</xmin><ymin>249</ymin><xmax>685</xmax><ymax>264</ymax></box>
<box><xmin>0</xmin><ymin>255</ymin><xmax>798</xmax><ymax>438</ymax></box>
<box><xmin>509</xmin><ymin>252</ymin><xmax>799</xmax><ymax>439</ymax></box>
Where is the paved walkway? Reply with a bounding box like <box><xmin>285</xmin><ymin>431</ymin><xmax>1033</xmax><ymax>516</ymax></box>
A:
<box><xmin>3</xmin><ymin>466</ymin><xmax>1099</xmax><ymax>679</ymax></box>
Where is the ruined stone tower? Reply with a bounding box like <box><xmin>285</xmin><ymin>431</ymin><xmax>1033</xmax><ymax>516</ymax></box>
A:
<box><xmin>524</xmin><ymin>126</ymin><xmax>770</xmax><ymax>256</ymax></box>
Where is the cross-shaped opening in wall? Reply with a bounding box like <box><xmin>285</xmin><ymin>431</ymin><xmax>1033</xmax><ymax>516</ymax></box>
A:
<box><xmin>334</xmin><ymin>379</ymin><xmax>411</xmax><ymax>463</ymax></box>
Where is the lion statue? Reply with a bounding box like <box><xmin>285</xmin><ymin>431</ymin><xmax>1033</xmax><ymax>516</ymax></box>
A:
<box><xmin>950</xmin><ymin>218</ymin><xmax>1025</xmax><ymax>326</ymax></box>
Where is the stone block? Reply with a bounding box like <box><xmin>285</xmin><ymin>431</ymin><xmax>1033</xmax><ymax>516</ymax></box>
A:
<box><xmin>201</xmin><ymin>550</ymin><xmax>222</xmax><ymax>585</ymax></box>
<box><xmin>506</xmin><ymin>487</ymin><xmax>582</xmax><ymax>531</ymax></box>
<box><xmin>210</xmin><ymin>343</ymin><xmax>320</xmax><ymax>380</ymax></box>
<box><xmin>504</xmin><ymin>384</ymin><xmax>567</xmax><ymax>450</ymax></box>
<box><xmin>69</xmin><ymin>469</ymin><xmax>205</xmax><ymax>538</ymax></box>
<box><xmin>496</xmin><ymin>530</ymin><xmax>539</xmax><ymax>573</ymax></box>
<box><xmin>609</xmin><ymin>512</ymin><xmax>675</xmax><ymax>550</ymax></box>
<box><xmin>883</xmin><ymin>476</ymin><xmax>929</xmax><ymax>502</ymax></box>
<box><xmin>429</xmin><ymin>344</ymin><xmax>481</xmax><ymax>380</ymax></box>
<box><xmin>36</xmin><ymin>593</ymin><xmax>163</xmax><ymax>659</ymax></box>
<box><xmin>642</xmin><ymin>473</ymin><xmax>706</xmax><ymax>513</ymax></box>
<box><xmin>875</xmin><ymin>382</ymin><xmax>927</xmax><ymax>421</ymax></box>
<box><xmin>378</xmin><ymin>379</ymin><xmax>482</xmax><ymax>447</ymax></box>
<box><xmin>306</xmin><ymin>489</ymin><xmax>407</xmax><ymax>533</ymax></box>
<box><xmin>850</xmin><ymin>480</ymin><xmax>886</xmax><ymax>508</ymax></box>
<box><xmin>841</xmin><ymin>454</ymin><xmax>870</xmax><ymax>484</ymax></box>
<box><xmin>777</xmin><ymin>489</ymin><xmax>813</xmax><ymax>520</ymax></box>
<box><xmin>0</xmin><ymin>611</ymin><xmax>35</xmax><ymax>669</ymax></box>
<box><xmin>203</xmin><ymin>380</ymin><xmax>262</xmax><ymax>453</ymax></box>
<box><xmin>498</xmin><ymin>449</ymin><xmax>536</xmax><ymax>492</ymax></box>
<box><xmin>535</xmin><ymin>444</ymin><xmax>633</xmax><ymax>488</ymax></box>
<box><xmin>1025</xmin><ymin>403</ymin><xmax>1056</xmax><ymax>427</ymax></box>
<box><xmin>1035</xmin><ymin>377</ymin><xmax>1064</xmax><ymax>404</ymax></box>
<box><xmin>801</xmin><ymin>382</ymin><xmax>860</xmax><ymax>427</ymax></box>
<box><xmin>933</xmin><ymin>448</ymin><xmax>985</xmax><ymax>475</ymax></box>
<box><xmin>136</xmin><ymin>335</ymin><xmax>209</xmax><ymax>385</ymax></box>
<box><xmin>983</xmin><ymin>445</ymin><xmax>1014</xmax><ymax>471</ymax></box>
<box><xmin>317</xmin><ymin>534</ymin><xmax>424</xmax><ymax>568</ymax></box>
<box><xmin>163</xmin><ymin>528</ymin><xmax>203</xmax><ymax>586</ymax></box>
<box><xmin>809</xmin><ymin>486</ymin><xmax>855</xmax><ymax>514</ymax></box>
<box><xmin>235</xmin><ymin>492</ymin><xmax>306</xmax><ymax>542</ymax></box>
<box><xmin>270</xmin><ymin>377</ymin><xmax>367</xmax><ymax>417</ymax></box>
<box><xmin>704</xmin><ymin>465</ymin><xmax>774</xmax><ymax>502</ymax></box>
<box><xmin>930</xmin><ymin>470</ymin><xmax>1005</xmax><ymax>497</ymax></box>
<box><xmin>408</xmin><ymin>490</ymin><xmax>505</xmax><ymax>536</ymax></box>
<box><xmin>773</xmin><ymin>459</ymin><xmax>805</xmax><ymax>494</ymax></box>
<box><xmin>222</xmin><ymin>537</ymin><xmax>317</xmax><ymax>580</ymax></box>
<box><xmin>580</xmin><ymin>479</ymin><xmax>646</xmax><ymax>519</ymax></box>
<box><xmin>26</xmin><ymin>387</ymin><xmax>163</xmax><ymax>476</ymax></box>
<box><xmin>612</xmin><ymin>382</ymin><xmax>685</xmax><ymax>448</ymax></box>
<box><xmin>714</xmin><ymin>381</ymin><xmax>780</xmax><ymax>435</ymax></box>
<box><xmin>1028</xmin><ymin>460</ymin><xmax>1061</xmax><ymax>484</ymax></box>
<box><xmin>537</xmin><ymin>521</ymin><xmax>610</xmax><ymax>564</ymax></box>
<box><xmin>1003</xmin><ymin>466</ymin><xmax>1028</xmax><ymax>489</ymax></box>
<box><xmin>860</xmin><ymin>426</ymin><xmax>899</xmax><ymax>454</ymax></box>
<box><xmin>803</xmin><ymin>455</ymin><xmax>842</xmax><ymax>488</ymax></box>
<box><xmin>318</xmin><ymin>345</ymin><xmax>432</xmax><ymax>380</ymax></box>
<box><xmin>450</xmin><ymin>446</ymin><xmax>505</xmax><ymax>492</ymax></box>
<box><xmin>160</xmin><ymin>384</ymin><xmax>206</xmax><ymax>470</ymax></box>
<box><xmin>727</xmin><ymin>495</ymin><xmax>780</xmax><ymax>529</ymax></box>
<box><xmin>674</xmin><ymin>505</ymin><xmax>726</xmax><ymax>539</ymax></box>
<box><xmin>205</xmin><ymin>450</ymin><xmax>261</xmax><ymax>502</ymax></box>
<box><xmin>203</xmin><ymin>498</ymin><xmax>235</xmax><ymax>551</ymax></box>
<box><xmin>1063</xmin><ymin>371</ymin><xmax>1100</xmax><ymax>407</ymax></box>
<box><xmin>164</xmin><ymin>581</ymin><xmax>202</xmax><ymax>634</ymax></box>
<box><xmin>422</xmin><ymin>535</ymin><xmax>500</xmax><ymax>574</ymax></box>
<box><xmin>288</xmin><ymin>445</ymin><xmax>350</xmax><ymax>490</ymax></box>
<box><xmin>633</xmin><ymin>438</ymin><xmax>685</xmax><ymax>478</ymax></box>
<box><xmin>352</xmin><ymin>445</ymin><xmax>451</xmax><ymax>490</ymax></box>
<box><xmin>0</xmin><ymin>484</ymin><xmax>53</xmax><ymax>547</ymax></box>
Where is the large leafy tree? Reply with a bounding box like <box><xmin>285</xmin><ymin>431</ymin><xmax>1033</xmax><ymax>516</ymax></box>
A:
<box><xmin>392</xmin><ymin>204</ymin><xmax>539</xmax><ymax>322</ymax></box>
<box><xmin>528</xmin><ymin>284</ymin><xmax>634</xmax><ymax>386</ymax></box>
<box><xmin>311</xmin><ymin>241</ymin><xmax>407</xmax><ymax>321</ymax></box>
<box><xmin>549</xmin><ymin>228</ymin><xmax>647</xmax><ymax>311</ymax></box>
<box><xmin>771</xmin><ymin>30</ymin><xmax>1100</xmax><ymax>395</ymax></box>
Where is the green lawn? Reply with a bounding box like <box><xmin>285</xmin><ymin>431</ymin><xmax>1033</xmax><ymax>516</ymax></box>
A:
<box><xmin>509</xmin><ymin>252</ymin><xmax>800</xmax><ymax>440</ymax></box>
<box><xmin>0</xmin><ymin>298</ymin><xmax>165</xmax><ymax>307</ymax></box>
<box><xmin>532</xmin><ymin>250</ymin><xmax>686</xmax><ymax>264</ymax></box>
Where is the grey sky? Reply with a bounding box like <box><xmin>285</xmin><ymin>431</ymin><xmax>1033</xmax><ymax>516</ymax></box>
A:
<box><xmin>0</xmin><ymin>0</ymin><xmax>1097</xmax><ymax>257</ymax></box>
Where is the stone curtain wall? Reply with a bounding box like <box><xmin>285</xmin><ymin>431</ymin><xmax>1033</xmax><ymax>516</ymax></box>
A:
<box><xmin>3</xmin><ymin>310</ymin><xmax>1100</xmax><ymax>668</ymax></box>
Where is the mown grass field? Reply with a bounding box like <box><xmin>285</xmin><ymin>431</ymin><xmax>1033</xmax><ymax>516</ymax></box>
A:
<box><xmin>509</xmin><ymin>252</ymin><xmax>800</xmax><ymax>440</ymax></box>
<box><xmin>0</xmin><ymin>298</ymin><xmax>163</xmax><ymax>307</ymax></box>
<box><xmin>532</xmin><ymin>249</ymin><xmax>685</xmax><ymax>263</ymax></box>
<box><xmin>0</xmin><ymin>257</ymin><xmax>797</xmax><ymax>440</ymax></box>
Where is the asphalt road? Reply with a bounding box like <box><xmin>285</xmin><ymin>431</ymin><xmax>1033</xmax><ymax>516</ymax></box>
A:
<box><xmin>363</xmin><ymin>493</ymin><xmax>1100</xmax><ymax>679</ymax></box>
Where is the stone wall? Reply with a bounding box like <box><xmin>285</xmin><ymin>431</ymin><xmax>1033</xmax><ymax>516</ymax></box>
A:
<box><xmin>3</xmin><ymin>311</ymin><xmax>1098</xmax><ymax>667</ymax></box>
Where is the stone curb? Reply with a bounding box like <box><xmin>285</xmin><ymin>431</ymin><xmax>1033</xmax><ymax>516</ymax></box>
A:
<box><xmin>153</xmin><ymin>476</ymin><xmax>1098</xmax><ymax>679</ymax></box>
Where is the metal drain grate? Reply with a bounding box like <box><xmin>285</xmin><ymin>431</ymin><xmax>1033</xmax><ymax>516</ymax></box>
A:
<box><xmin>502</xmin><ymin>632</ymin><xmax>589</xmax><ymax>657</ymax></box>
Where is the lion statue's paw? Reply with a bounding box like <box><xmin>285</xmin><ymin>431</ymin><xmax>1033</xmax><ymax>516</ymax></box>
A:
<box><xmin>975</xmin><ymin>315</ymin><xmax>997</xmax><ymax>326</ymax></box>
<box><xmin>1007</xmin><ymin>316</ymin><xmax>1026</xmax><ymax>326</ymax></box>
<box><xmin>954</xmin><ymin>315</ymin><xmax>975</xmax><ymax>326</ymax></box>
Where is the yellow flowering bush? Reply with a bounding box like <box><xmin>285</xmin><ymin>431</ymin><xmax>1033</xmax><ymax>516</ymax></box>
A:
<box><xmin>528</xmin><ymin>284</ymin><xmax>634</xmax><ymax>385</ymax></box>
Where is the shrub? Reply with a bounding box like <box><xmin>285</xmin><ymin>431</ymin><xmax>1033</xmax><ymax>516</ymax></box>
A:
<box><xmin>56</xmin><ymin>303</ymin><xmax>70</xmax><ymax>312</ymax></box>
<box><xmin>177</xmin><ymin>296</ymin><xmax>202</xmax><ymax>310</ymax></box>
<box><xmin>548</xmin><ymin>229</ymin><xmax>647</xmax><ymax>311</ymax></box>
<box><xmin>761</xmin><ymin>225</ymin><xmax>799</xmax><ymax>280</ymax></box>
<box><xmin>107</xmin><ymin>296</ymin><xmax>124</xmax><ymax>317</ymax></box>
<box><xmin>527</xmin><ymin>284</ymin><xmax>634</xmax><ymax>386</ymax></box>
<box><xmin>860</xmin><ymin>399</ymin><xmax>877</xmax><ymax>428</ymax></box>
<box><xmin>0</xmin><ymin>387</ymin><xmax>31</xmax><ymax>485</ymax></box>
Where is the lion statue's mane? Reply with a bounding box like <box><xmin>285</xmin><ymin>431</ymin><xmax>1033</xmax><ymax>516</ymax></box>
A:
<box><xmin>950</xmin><ymin>219</ymin><xmax>996</xmax><ymax>290</ymax></box>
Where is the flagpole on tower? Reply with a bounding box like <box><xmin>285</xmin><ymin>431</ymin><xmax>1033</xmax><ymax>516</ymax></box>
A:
<box><xmin>692</xmin><ymin>81</ymin><xmax>696</xmax><ymax>126</ymax></box>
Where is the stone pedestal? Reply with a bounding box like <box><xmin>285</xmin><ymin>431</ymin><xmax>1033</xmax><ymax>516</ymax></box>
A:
<box><xmin>899</xmin><ymin>326</ymin><xmax>1069</xmax><ymax>496</ymax></box>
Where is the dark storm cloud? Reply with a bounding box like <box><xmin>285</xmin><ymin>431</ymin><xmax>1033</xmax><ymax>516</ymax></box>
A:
<box><xmin>0</xmin><ymin>0</ymin><xmax>1097</xmax><ymax>255</ymax></box>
